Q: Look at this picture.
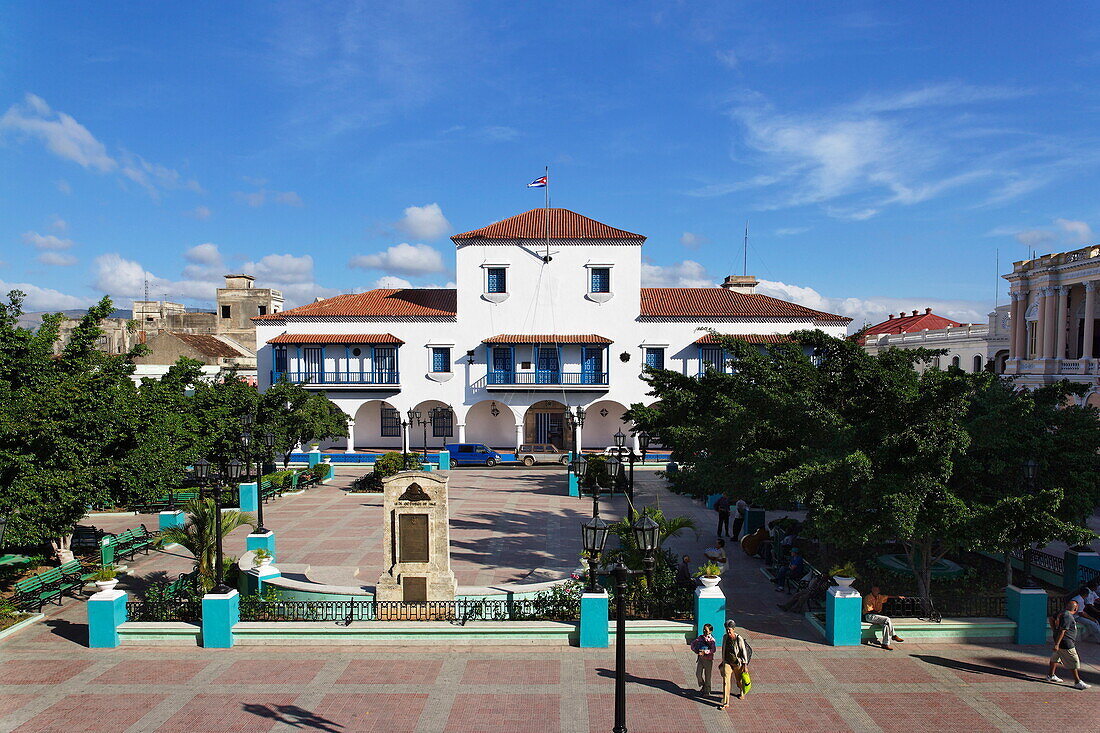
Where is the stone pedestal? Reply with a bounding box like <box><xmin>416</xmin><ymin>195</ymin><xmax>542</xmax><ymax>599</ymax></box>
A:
<box><xmin>242</xmin><ymin>564</ymin><xmax>282</xmax><ymax>596</ymax></box>
<box><xmin>88</xmin><ymin>589</ymin><xmax>128</xmax><ymax>648</ymax></box>
<box><xmin>238</xmin><ymin>482</ymin><xmax>259</xmax><ymax>513</ymax></box>
<box><xmin>158</xmin><ymin>510</ymin><xmax>186</xmax><ymax>532</ymax></box>
<box><xmin>375</xmin><ymin>471</ymin><xmax>458</xmax><ymax>602</ymax></box>
<box><xmin>1006</xmin><ymin>585</ymin><xmax>1049</xmax><ymax>645</ymax></box>
<box><xmin>308</xmin><ymin>449</ymin><xmax>322</xmax><ymax>468</ymax></box>
<box><xmin>694</xmin><ymin>584</ymin><xmax>726</xmax><ymax>637</ymax></box>
<box><xmin>568</xmin><ymin>452</ymin><xmax>580</xmax><ymax>498</ymax></box>
<box><xmin>246</xmin><ymin>530</ymin><xmax>276</xmax><ymax>560</ymax></box>
<box><xmin>1063</xmin><ymin>549</ymin><xmax>1100</xmax><ymax>590</ymax></box>
<box><xmin>579</xmin><ymin>591</ymin><xmax>609</xmax><ymax>647</ymax></box>
<box><xmin>438</xmin><ymin>451</ymin><xmax>451</xmax><ymax>470</ymax></box>
<box><xmin>825</xmin><ymin>586</ymin><xmax>862</xmax><ymax>646</ymax></box>
<box><xmin>201</xmin><ymin>590</ymin><xmax>240</xmax><ymax>648</ymax></box>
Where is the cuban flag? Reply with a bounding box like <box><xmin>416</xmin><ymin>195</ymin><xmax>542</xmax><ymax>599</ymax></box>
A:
<box><xmin>527</xmin><ymin>175</ymin><xmax>547</xmax><ymax>188</ymax></box>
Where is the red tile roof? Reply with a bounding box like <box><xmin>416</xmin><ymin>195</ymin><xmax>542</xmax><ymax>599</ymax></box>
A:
<box><xmin>483</xmin><ymin>334</ymin><xmax>613</xmax><ymax>344</ymax></box>
<box><xmin>694</xmin><ymin>333</ymin><xmax>794</xmax><ymax>345</ymax></box>
<box><xmin>864</xmin><ymin>309</ymin><xmax>961</xmax><ymax>336</ymax></box>
<box><xmin>452</xmin><ymin>208</ymin><xmax>645</xmax><ymax>241</ymax></box>
<box><xmin>171</xmin><ymin>333</ymin><xmax>248</xmax><ymax>358</ymax></box>
<box><xmin>253</xmin><ymin>289</ymin><xmax>456</xmax><ymax>319</ymax></box>
<box><xmin>640</xmin><ymin>288</ymin><xmax>851</xmax><ymax>322</ymax></box>
<box><xmin>267</xmin><ymin>333</ymin><xmax>404</xmax><ymax>345</ymax></box>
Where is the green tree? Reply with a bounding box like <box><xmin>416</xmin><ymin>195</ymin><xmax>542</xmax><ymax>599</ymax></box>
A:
<box><xmin>257</xmin><ymin>379</ymin><xmax>349</xmax><ymax>468</ymax></box>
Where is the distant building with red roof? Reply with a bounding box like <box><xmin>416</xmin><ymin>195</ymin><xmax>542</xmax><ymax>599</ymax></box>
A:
<box><xmin>863</xmin><ymin>306</ymin><xmax>1011</xmax><ymax>374</ymax></box>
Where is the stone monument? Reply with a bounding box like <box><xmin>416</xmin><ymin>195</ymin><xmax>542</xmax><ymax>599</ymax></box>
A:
<box><xmin>375</xmin><ymin>471</ymin><xmax>457</xmax><ymax>602</ymax></box>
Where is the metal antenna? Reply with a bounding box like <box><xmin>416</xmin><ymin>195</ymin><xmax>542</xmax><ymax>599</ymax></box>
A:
<box><xmin>743</xmin><ymin>222</ymin><xmax>749</xmax><ymax>275</ymax></box>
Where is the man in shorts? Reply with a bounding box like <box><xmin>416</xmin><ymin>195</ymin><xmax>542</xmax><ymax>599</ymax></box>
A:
<box><xmin>1047</xmin><ymin>599</ymin><xmax>1090</xmax><ymax>690</ymax></box>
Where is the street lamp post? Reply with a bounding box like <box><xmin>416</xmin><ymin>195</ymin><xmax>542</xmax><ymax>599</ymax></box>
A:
<box><xmin>194</xmin><ymin>457</ymin><xmax>234</xmax><ymax>595</ymax></box>
<box><xmin>1022</xmin><ymin>459</ymin><xmax>1039</xmax><ymax>588</ymax></box>
<box><xmin>401</xmin><ymin>415</ymin><xmax>412</xmax><ymax>469</ymax></box>
<box><xmin>613</xmin><ymin>429</ymin><xmax>636</xmax><ymax>502</ymax></box>
<box><xmin>253</xmin><ymin>432</ymin><xmax>275</xmax><ymax>534</ymax></box>
<box><xmin>430</xmin><ymin>405</ymin><xmax>453</xmax><ymax>453</ymax></box>
<box><xmin>407</xmin><ymin>409</ymin><xmax>430</xmax><ymax>462</ymax></box>
<box><xmin>581</xmin><ymin>514</ymin><xmax>661</xmax><ymax>733</ymax></box>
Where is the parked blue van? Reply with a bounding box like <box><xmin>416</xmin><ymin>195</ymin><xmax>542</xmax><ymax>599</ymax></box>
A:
<box><xmin>445</xmin><ymin>443</ymin><xmax>503</xmax><ymax>467</ymax></box>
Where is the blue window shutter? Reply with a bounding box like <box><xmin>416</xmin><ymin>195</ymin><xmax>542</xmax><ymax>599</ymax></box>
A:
<box><xmin>432</xmin><ymin>347</ymin><xmax>450</xmax><ymax>373</ymax></box>
<box><xmin>645</xmin><ymin>348</ymin><xmax>664</xmax><ymax>369</ymax></box>
<box><xmin>590</xmin><ymin>267</ymin><xmax>610</xmax><ymax>293</ymax></box>
<box><xmin>487</xmin><ymin>268</ymin><xmax>506</xmax><ymax>293</ymax></box>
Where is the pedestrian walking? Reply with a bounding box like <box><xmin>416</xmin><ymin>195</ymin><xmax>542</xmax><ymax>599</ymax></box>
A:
<box><xmin>1047</xmin><ymin>599</ymin><xmax>1090</xmax><ymax>689</ymax></box>
<box><xmin>715</xmin><ymin>495</ymin><xmax>731</xmax><ymax>538</ymax></box>
<box><xmin>718</xmin><ymin>619</ymin><xmax>751</xmax><ymax>709</ymax></box>
<box><xmin>690</xmin><ymin>623</ymin><xmax>717</xmax><ymax>696</ymax></box>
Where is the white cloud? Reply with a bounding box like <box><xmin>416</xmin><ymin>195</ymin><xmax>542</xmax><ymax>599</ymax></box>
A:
<box><xmin>640</xmin><ymin>260</ymin><xmax>715</xmax><ymax>287</ymax></box>
<box><xmin>395</xmin><ymin>203</ymin><xmax>450</xmax><ymax>240</ymax></box>
<box><xmin>187</xmin><ymin>205</ymin><xmax>212</xmax><ymax>220</ymax></box>
<box><xmin>181</xmin><ymin>242</ymin><xmax>224</xmax><ymax>281</ymax></box>
<box><xmin>37</xmin><ymin>252</ymin><xmax>77</xmax><ymax>267</ymax></box>
<box><xmin>185</xmin><ymin>242</ymin><xmax>222</xmax><ymax>265</ymax></box>
<box><xmin>23</xmin><ymin>231</ymin><xmax>74</xmax><ymax>250</ymax></box>
<box><xmin>0</xmin><ymin>280</ymin><xmax>92</xmax><ymax>311</ymax></box>
<box><xmin>775</xmin><ymin>227</ymin><xmax>810</xmax><ymax>236</ymax></box>
<box><xmin>715</xmin><ymin>49</ymin><xmax>739</xmax><ymax>69</ymax></box>
<box><xmin>679</xmin><ymin>232</ymin><xmax>709</xmax><ymax>249</ymax></box>
<box><xmin>0</xmin><ymin>93</ymin><xmax>116</xmax><ymax>171</ymax></box>
<box><xmin>689</xmin><ymin>83</ymin><xmax>1088</xmax><ymax>218</ymax></box>
<box><xmin>1056</xmin><ymin>218</ymin><xmax>1094</xmax><ymax>245</ymax></box>
<box><xmin>242</xmin><ymin>253</ymin><xmax>315</xmax><ymax>284</ymax></box>
<box><xmin>374</xmin><ymin>275</ymin><xmax>414</xmax><ymax>289</ymax></box>
<box><xmin>119</xmin><ymin>152</ymin><xmax>202</xmax><ymax>197</ymax></box>
<box><xmin>233</xmin><ymin>188</ymin><xmax>303</xmax><ymax>208</ymax></box>
<box><xmin>480</xmin><ymin>126</ymin><xmax>519</xmax><ymax>141</ymax></box>
<box><xmin>49</xmin><ymin>215</ymin><xmax>68</xmax><ymax>232</ymax></box>
<box><xmin>55</xmin><ymin>179</ymin><xmax>71</xmax><ymax>194</ymax></box>
<box><xmin>348</xmin><ymin>242</ymin><xmax>446</xmax><ymax>276</ymax></box>
<box><xmin>1014</xmin><ymin>229</ymin><xmax>1056</xmax><ymax>248</ymax></box>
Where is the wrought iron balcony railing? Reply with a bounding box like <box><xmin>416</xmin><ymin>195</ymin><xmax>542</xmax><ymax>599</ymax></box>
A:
<box><xmin>486</xmin><ymin>371</ymin><xmax>608</xmax><ymax>386</ymax></box>
<box><xmin>272</xmin><ymin>370</ymin><xmax>400</xmax><ymax>386</ymax></box>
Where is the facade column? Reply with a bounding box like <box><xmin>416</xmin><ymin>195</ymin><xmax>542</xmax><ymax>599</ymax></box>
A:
<box><xmin>1009</xmin><ymin>292</ymin><xmax>1024</xmax><ymax>359</ymax></box>
<box><xmin>345</xmin><ymin>419</ymin><xmax>355</xmax><ymax>453</ymax></box>
<box><xmin>514</xmin><ymin>423</ymin><xmax>523</xmax><ymax>454</ymax></box>
<box><xmin>1055</xmin><ymin>285</ymin><xmax>1069</xmax><ymax>360</ymax></box>
<box><xmin>457</xmin><ymin>423</ymin><xmax>466</xmax><ymax>442</ymax></box>
<box><xmin>1041</xmin><ymin>287</ymin><xmax>1056</xmax><ymax>358</ymax></box>
<box><xmin>1084</xmin><ymin>282</ymin><xmax>1097</xmax><ymax>360</ymax></box>
<box><xmin>402</xmin><ymin>422</ymin><xmax>410</xmax><ymax>455</ymax></box>
<box><xmin>575</xmin><ymin>423</ymin><xmax>584</xmax><ymax>453</ymax></box>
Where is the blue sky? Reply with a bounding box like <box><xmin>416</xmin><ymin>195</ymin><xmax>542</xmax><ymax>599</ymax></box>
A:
<box><xmin>2</xmin><ymin>2</ymin><xmax>1099</xmax><ymax>326</ymax></box>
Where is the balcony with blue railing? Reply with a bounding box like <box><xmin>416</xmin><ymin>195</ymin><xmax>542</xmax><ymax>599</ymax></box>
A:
<box><xmin>272</xmin><ymin>370</ymin><xmax>400</xmax><ymax>387</ymax></box>
<box><xmin>479</xmin><ymin>371</ymin><xmax>609</xmax><ymax>390</ymax></box>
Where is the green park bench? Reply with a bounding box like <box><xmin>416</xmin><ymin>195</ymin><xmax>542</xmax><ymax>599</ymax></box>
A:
<box><xmin>164</xmin><ymin>570</ymin><xmax>199</xmax><ymax>597</ymax></box>
<box><xmin>59</xmin><ymin>558</ymin><xmax>99</xmax><ymax>587</ymax></box>
<box><xmin>101</xmin><ymin>524</ymin><xmax>159</xmax><ymax>564</ymax></box>
<box><xmin>259</xmin><ymin>479</ymin><xmax>281</xmax><ymax>502</ymax></box>
<box><xmin>13</xmin><ymin>563</ymin><xmax>90</xmax><ymax>611</ymax></box>
<box><xmin>132</xmin><ymin>489</ymin><xmax>202</xmax><ymax>513</ymax></box>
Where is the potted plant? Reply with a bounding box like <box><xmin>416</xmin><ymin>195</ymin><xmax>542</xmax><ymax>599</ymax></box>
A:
<box><xmin>694</xmin><ymin>561</ymin><xmax>724</xmax><ymax>587</ymax></box>
<box><xmin>93</xmin><ymin>565</ymin><xmax>119</xmax><ymax>593</ymax></box>
<box><xmin>828</xmin><ymin>561</ymin><xmax>858</xmax><ymax>588</ymax></box>
<box><xmin>251</xmin><ymin>547</ymin><xmax>273</xmax><ymax>568</ymax></box>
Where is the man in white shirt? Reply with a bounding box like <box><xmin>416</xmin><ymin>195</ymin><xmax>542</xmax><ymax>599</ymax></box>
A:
<box><xmin>1069</xmin><ymin>587</ymin><xmax>1100</xmax><ymax>642</ymax></box>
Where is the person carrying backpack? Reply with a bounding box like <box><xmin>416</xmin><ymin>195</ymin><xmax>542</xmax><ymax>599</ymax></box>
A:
<box><xmin>718</xmin><ymin>619</ymin><xmax>752</xmax><ymax>709</ymax></box>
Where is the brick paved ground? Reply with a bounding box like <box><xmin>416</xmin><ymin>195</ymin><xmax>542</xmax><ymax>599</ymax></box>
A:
<box><xmin>2</xmin><ymin>468</ymin><xmax>1096</xmax><ymax>731</ymax></box>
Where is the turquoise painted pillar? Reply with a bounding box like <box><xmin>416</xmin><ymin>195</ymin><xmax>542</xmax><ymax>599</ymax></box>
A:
<box><xmin>743</xmin><ymin>507</ymin><xmax>766</xmax><ymax>537</ymax></box>
<box><xmin>242</xmin><ymin>564</ymin><xmax>281</xmax><ymax>596</ymax></box>
<box><xmin>694</xmin><ymin>583</ymin><xmax>726</xmax><ymax>637</ymax></box>
<box><xmin>321</xmin><ymin>460</ymin><xmax>335</xmax><ymax>481</ymax></box>
<box><xmin>568</xmin><ymin>452</ymin><xmax>580</xmax><ymax>497</ymax></box>
<box><xmin>87</xmin><ymin>589</ymin><xmax>128</xmax><ymax>648</ymax></box>
<box><xmin>1063</xmin><ymin>549</ymin><xmax>1100</xmax><ymax>590</ymax></box>
<box><xmin>158</xmin><ymin>510</ymin><xmax>185</xmax><ymax>532</ymax></box>
<box><xmin>422</xmin><ymin>463</ymin><xmax>434</xmax><ymax>472</ymax></box>
<box><xmin>438</xmin><ymin>451</ymin><xmax>451</xmax><ymax>470</ymax></box>
<box><xmin>579</xmin><ymin>591</ymin><xmax>609</xmax><ymax>647</ymax></box>
<box><xmin>1006</xmin><ymin>585</ymin><xmax>1049</xmax><ymax>645</ymax></box>
<box><xmin>201</xmin><ymin>590</ymin><xmax>240</xmax><ymax>648</ymax></box>
<box><xmin>705</xmin><ymin>494</ymin><xmax>721</xmax><ymax>510</ymax></box>
<box><xmin>308</xmin><ymin>448</ymin><xmax>321</xmax><ymax>468</ymax></box>
<box><xmin>825</xmin><ymin>586</ymin><xmax>862</xmax><ymax>646</ymax></box>
<box><xmin>246</xmin><ymin>530</ymin><xmax>276</xmax><ymax>561</ymax></box>
<box><xmin>238</xmin><ymin>482</ymin><xmax>259</xmax><ymax>513</ymax></box>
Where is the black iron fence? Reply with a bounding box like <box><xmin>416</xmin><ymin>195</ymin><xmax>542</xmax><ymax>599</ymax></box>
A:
<box><xmin>882</xmin><ymin>593</ymin><xmax>1007</xmax><ymax>620</ymax></box>
<box><xmin>237</xmin><ymin>598</ymin><xmax>580</xmax><ymax>624</ymax></box>
<box><xmin>616</xmin><ymin>590</ymin><xmax>693</xmax><ymax>621</ymax></box>
<box><xmin>1080</xmin><ymin>565</ymin><xmax>1099</xmax><ymax>586</ymax></box>
<box><xmin>1008</xmin><ymin>547</ymin><xmax>1065</xmax><ymax>576</ymax></box>
<box><xmin>126</xmin><ymin>600</ymin><xmax>201</xmax><ymax>623</ymax></box>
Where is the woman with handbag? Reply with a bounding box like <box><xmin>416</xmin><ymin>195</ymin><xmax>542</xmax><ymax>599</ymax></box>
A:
<box><xmin>718</xmin><ymin>619</ymin><xmax>751</xmax><ymax>709</ymax></box>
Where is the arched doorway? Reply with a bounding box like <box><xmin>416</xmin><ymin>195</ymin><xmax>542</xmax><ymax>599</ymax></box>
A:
<box><xmin>583</xmin><ymin>399</ymin><xmax>632</xmax><ymax>451</ymax></box>
<box><xmin>523</xmin><ymin>400</ymin><xmax>571</xmax><ymax>451</ymax></box>
<box><xmin>465</xmin><ymin>400</ymin><xmax>516</xmax><ymax>450</ymax></box>
<box><xmin>1085</xmin><ymin>392</ymin><xmax>1100</xmax><ymax>409</ymax></box>
<box><xmin>352</xmin><ymin>400</ymin><xmax>403</xmax><ymax>451</ymax></box>
<box><xmin>992</xmin><ymin>350</ymin><xmax>1009</xmax><ymax>374</ymax></box>
<box><xmin>409</xmin><ymin>399</ymin><xmax>456</xmax><ymax>452</ymax></box>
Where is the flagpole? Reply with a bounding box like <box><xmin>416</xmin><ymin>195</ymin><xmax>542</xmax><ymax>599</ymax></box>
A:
<box><xmin>544</xmin><ymin>165</ymin><xmax>550</xmax><ymax>261</ymax></box>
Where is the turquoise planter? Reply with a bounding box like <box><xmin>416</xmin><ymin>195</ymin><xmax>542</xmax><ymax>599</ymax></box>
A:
<box><xmin>580</xmin><ymin>592</ymin><xmax>609</xmax><ymax>647</ymax></box>
<box><xmin>158</xmin><ymin>510</ymin><xmax>186</xmax><ymax>532</ymax></box>
<box><xmin>238</xmin><ymin>482</ymin><xmax>259</xmax><ymax>513</ymax></box>
<box><xmin>88</xmin><ymin>589</ymin><xmax>128</xmax><ymax>648</ymax></box>
<box><xmin>201</xmin><ymin>590</ymin><xmax>240</xmax><ymax>648</ymax></box>
<box><xmin>246</xmin><ymin>530</ymin><xmax>276</xmax><ymax>561</ymax></box>
<box><xmin>1006</xmin><ymin>585</ymin><xmax>1049</xmax><ymax>645</ymax></box>
<box><xmin>825</xmin><ymin>587</ymin><xmax>862</xmax><ymax>646</ymax></box>
<box><xmin>694</xmin><ymin>585</ymin><xmax>726</xmax><ymax>637</ymax></box>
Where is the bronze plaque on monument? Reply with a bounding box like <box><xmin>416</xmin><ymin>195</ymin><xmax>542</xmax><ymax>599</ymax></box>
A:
<box><xmin>402</xmin><ymin>576</ymin><xmax>427</xmax><ymax>603</ymax></box>
<box><xmin>399</xmin><ymin>513</ymin><xmax>429</xmax><ymax>563</ymax></box>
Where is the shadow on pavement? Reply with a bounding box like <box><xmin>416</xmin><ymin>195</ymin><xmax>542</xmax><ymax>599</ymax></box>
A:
<box><xmin>241</xmin><ymin>703</ymin><xmax>344</xmax><ymax>731</ymax></box>
<box><xmin>912</xmin><ymin>653</ymin><xmax>1038</xmax><ymax>681</ymax></box>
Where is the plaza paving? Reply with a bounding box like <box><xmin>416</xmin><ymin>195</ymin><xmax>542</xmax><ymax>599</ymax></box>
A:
<box><xmin>0</xmin><ymin>468</ymin><xmax>1096</xmax><ymax>732</ymax></box>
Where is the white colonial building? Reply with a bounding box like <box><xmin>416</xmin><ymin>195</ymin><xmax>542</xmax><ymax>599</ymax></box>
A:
<box><xmin>863</xmin><ymin>306</ymin><xmax>1012</xmax><ymax>374</ymax></box>
<box><xmin>254</xmin><ymin>208</ymin><xmax>850</xmax><ymax>452</ymax></box>
<box><xmin>1004</xmin><ymin>244</ymin><xmax>1100</xmax><ymax>404</ymax></box>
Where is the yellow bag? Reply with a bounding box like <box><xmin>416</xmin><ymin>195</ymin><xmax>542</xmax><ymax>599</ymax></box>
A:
<box><xmin>740</xmin><ymin>671</ymin><xmax>751</xmax><ymax>694</ymax></box>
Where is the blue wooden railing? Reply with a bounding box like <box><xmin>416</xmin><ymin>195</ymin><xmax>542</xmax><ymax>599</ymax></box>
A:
<box><xmin>272</xmin><ymin>370</ymin><xmax>400</xmax><ymax>385</ymax></box>
<box><xmin>486</xmin><ymin>371</ymin><xmax>608</xmax><ymax>386</ymax></box>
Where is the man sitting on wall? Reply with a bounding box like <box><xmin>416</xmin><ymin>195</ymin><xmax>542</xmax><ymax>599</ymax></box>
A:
<box><xmin>862</xmin><ymin>586</ymin><xmax>905</xmax><ymax>650</ymax></box>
